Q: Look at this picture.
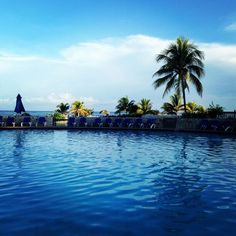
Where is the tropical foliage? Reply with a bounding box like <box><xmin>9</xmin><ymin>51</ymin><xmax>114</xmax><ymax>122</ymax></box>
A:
<box><xmin>153</xmin><ymin>37</ymin><xmax>205</xmax><ymax>112</ymax></box>
<box><xmin>161</xmin><ymin>94</ymin><xmax>183</xmax><ymax>114</ymax></box>
<box><xmin>70</xmin><ymin>101</ymin><xmax>93</xmax><ymax>117</ymax></box>
<box><xmin>186</xmin><ymin>102</ymin><xmax>206</xmax><ymax>113</ymax></box>
<box><xmin>137</xmin><ymin>99</ymin><xmax>153</xmax><ymax>115</ymax></box>
<box><xmin>115</xmin><ymin>96</ymin><xmax>137</xmax><ymax>115</ymax></box>
<box><xmin>182</xmin><ymin>102</ymin><xmax>224</xmax><ymax>118</ymax></box>
<box><xmin>53</xmin><ymin>112</ymin><xmax>66</xmax><ymax>120</ymax></box>
<box><xmin>207</xmin><ymin>102</ymin><xmax>224</xmax><ymax>118</ymax></box>
<box><xmin>56</xmin><ymin>102</ymin><xmax>70</xmax><ymax>114</ymax></box>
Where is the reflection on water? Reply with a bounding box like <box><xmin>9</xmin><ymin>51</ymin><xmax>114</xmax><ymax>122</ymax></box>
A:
<box><xmin>207</xmin><ymin>136</ymin><xmax>223</xmax><ymax>154</ymax></box>
<box><xmin>13</xmin><ymin>131</ymin><xmax>25</xmax><ymax>169</ymax></box>
<box><xmin>150</xmin><ymin>135</ymin><xmax>206</xmax><ymax>234</ymax></box>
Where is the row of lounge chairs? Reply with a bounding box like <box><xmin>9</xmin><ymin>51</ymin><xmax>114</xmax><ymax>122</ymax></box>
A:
<box><xmin>67</xmin><ymin>117</ymin><xmax>157</xmax><ymax>129</ymax></box>
<box><xmin>0</xmin><ymin>116</ymin><xmax>235</xmax><ymax>133</ymax></box>
<box><xmin>0</xmin><ymin>116</ymin><xmax>157</xmax><ymax>129</ymax></box>
<box><xmin>0</xmin><ymin>116</ymin><xmax>47</xmax><ymax>127</ymax></box>
<box><xmin>198</xmin><ymin>119</ymin><xmax>235</xmax><ymax>132</ymax></box>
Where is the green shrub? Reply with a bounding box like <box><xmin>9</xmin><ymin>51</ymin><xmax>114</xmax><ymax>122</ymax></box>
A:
<box><xmin>53</xmin><ymin>112</ymin><xmax>66</xmax><ymax>120</ymax></box>
<box><xmin>207</xmin><ymin>102</ymin><xmax>224</xmax><ymax>118</ymax></box>
<box><xmin>181</xmin><ymin>112</ymin><xmax>207</xmax><ymax>119</ymax></box>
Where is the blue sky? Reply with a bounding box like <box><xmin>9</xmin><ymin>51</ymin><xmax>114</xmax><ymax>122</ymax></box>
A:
<box><xmin>0</xmin><ymin>0</ymin><xmax>236</xmax><ymax>111</ymax></box>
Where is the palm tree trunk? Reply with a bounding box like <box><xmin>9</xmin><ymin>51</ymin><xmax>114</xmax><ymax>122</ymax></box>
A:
<box><xmin>181</xmin><ymin>76</ymin><xmax>187</xmax><ymax>112</ymax></box>
<box><xmin>182</xmin><ymin>88</ymin><xmax>187</xmax><ymax>112</ymax></box>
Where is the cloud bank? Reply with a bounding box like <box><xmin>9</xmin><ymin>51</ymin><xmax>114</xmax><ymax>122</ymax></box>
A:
<box><xmin>0</xmin><ymin>35</ymin><xmax>236</xmax><ymax>111</ymax></box>
<box><xmin>225</xmin><ymin>22</ymin><xmax>236</xmax><ymax>31</ymax></box>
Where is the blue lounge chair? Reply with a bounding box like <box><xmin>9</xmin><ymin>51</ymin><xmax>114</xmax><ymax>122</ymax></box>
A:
<box><xmin>93</xmin><ymin>118</ymin><xmax>102</xmax><ymax>127</ymax></box>
<box><xmin>112</xmin><ymin>118</ymin><xmax>122</xmax><ymax>128</ymax></box>
<box><xmin>68</xmin><ymin>117</ymin><xmax>76</xmax><ymax>127</ymax></box>
<box><xmin>103</xmin><ymin>117</ymin><xmax>112</xmax><ymax>127</ymax></box>
<box><xmin>222</xmin><ymin>120</ymin><xmax>233</xmax><ymax>132</ymax></box>
<box><xmin>121</xmin><ymin>118</ymin><xmax>132</xmax><ymax>128</ymax></box>
<box><xmin>197</xmin><ymin>120</ymin><xmax>209</xmax><ymax>130</ymax></box>
<box><xmin>0</xmin><ymin>116</ymin><xmax>4</xmax><ymax>127</ymax></box>
<box><xmin>78</xmin><ymin>117</ymin><xmax>87</xmax><ymax>127</ymax></box>
<box><xmin>145</xmin><ymin>118</ymin><xmax>156</xmax><ymax>129</ymax></box>
<box><xmin>36</xmin><ymin>117</ymin><xmax>47</xmax><ymax>127</ymax></box>
<box><xmin>209</xmin><ymin>120</ymin><xmax>221</xmax><ymax>131</ymax></box>
<box><xmin>6</xmin><ymin>116</ymin><xmax>15</xmax><ymax>127</ymax></box>
<box><xmin>132</xmin><ymin>118</ymin><xmax>144</xmax><ymax>128</ymax></box>
<box><xmin>21</xmin><ymin>117</ymin><xmax>32</xmax><ymax>127</ymax></box>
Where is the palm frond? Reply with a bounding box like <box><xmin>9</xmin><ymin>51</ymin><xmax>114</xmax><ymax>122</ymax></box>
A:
<box><xmin>162</xmin><ymin>76</ymin><xmax>176</xmax><ymax>97</ymax></box>
<box><xmin>153</xmin><ymin>74</ymin><xmax>173</xmax><ymax>89</ymax></box>
<box><xmin>189</xmin><ymin>73</ymin><xmax>203</xmax><ymax>96</ymax></box>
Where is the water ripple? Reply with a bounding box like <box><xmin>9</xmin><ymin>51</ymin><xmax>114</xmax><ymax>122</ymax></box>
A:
<box><xmin>0</xmin><ymin>130</ymin><xmax>236</xmax><ymax>235</ymax></box>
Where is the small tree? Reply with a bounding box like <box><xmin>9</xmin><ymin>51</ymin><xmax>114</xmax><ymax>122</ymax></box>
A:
<box><xmin>161</xmin><ymin>94</ymin><xmax>184</xmax><ymax>114</ymax></box>
<box><xmin>137</xmin><ymin>99</ymin><xmax>153</xmax><ymax>115</ymax></box>
<box><xmin>207</xmin><ymin>102</ymin><xmax>224</xmax><ymax>118</ymax></box>
<box><xmin>70</xmin><ymin>101</ymin><xmax>93</xmax><ymax>117</ymax></box>
<box><xmin>115</xmin><ymin>96</ymin><xmax>136</xmax><ymax>115</ymax></box>
<box><xmin>186</xmin><ymin>102</ymin><xmax>206</xmax><ymax>113</ymax></box>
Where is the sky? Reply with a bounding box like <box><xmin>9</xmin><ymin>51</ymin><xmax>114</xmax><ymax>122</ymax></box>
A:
<box><xmin>0</xmin><ymin>0</ymin><xmax>236</xmax><ymax>111</ymax></box>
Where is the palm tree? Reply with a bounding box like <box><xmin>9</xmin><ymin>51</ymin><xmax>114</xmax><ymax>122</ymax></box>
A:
<box><xmin>70</xmin><ymin>101</ymin><xmax>93</xmax><ymax>117</ymax></box>
<box><xmin>115</xmin><ymin>96</ymin><xmax>136</xmax><ymax>115</ymax></box>
<box><xmin>137</xmin><ymin>99</ymin><xmax>153</xmax><ymax>115</ymax></box>
<box><xmin>153</xmin><ymin>37</ymin><xmax>205</xmax><ymax>112</ymax></box>
<box><xmin>56</xmin><ymin>102</ymin><xmax>70</xmax><ymax>114</ymax></box>
<box><xmin>161</xmin><ymin>94</ymin><xmax>184</xmax><ymax>114</ymax></box>
<box><xmin>186</xmin><ymin>102</ymin><xmax>206</xmax><ymax>113</ymax></box>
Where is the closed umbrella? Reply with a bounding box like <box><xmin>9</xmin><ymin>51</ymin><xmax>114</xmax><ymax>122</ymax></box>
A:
<box><xmin>14</xmin><ymin>94</ymin><xmax>25</xmax><ymax>114</ymax></box>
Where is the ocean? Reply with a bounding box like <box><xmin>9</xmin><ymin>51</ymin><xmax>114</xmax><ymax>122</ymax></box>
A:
<box><xmin>0</xmin><ymin>110</ymin><xmax>115</xmax><ymax>117</ymax></box>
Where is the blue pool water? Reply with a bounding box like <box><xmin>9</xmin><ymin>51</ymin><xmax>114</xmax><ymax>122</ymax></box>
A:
<box><xmin>0</xmin><ymin>130</ymin><xmax>236</xmax><ymax>236</ymax></box>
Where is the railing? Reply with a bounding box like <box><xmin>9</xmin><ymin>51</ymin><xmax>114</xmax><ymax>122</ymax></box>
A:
<box><xmin>220</xmin><ymin>111</ymin><xmax>236</xmax><ymax>119</ymax></box>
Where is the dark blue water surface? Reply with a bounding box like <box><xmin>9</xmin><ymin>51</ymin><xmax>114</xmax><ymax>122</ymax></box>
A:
<box><xmin>0</xmin><ymin>130</ymin><xmax>236</xmax><ymax>236</ymax></box>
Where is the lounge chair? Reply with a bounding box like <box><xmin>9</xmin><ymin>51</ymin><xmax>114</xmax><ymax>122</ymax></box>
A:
<box><xmin>132</xmin><ymin>118</ymin><xmax>144</xmax><ymax>128</ymax></box>
<box><xmin>112</xmin><ymin>118</ymin><xmax>122</xmax><ymax>128</ymax></box>
<box><xmin>78</xmin><ymin>117</ymin><xmax>87</xmax><ymax>127</ymax></box>
<box><xmin>21</xmin><ymin>117</ymin><xmax>32</xmax><ymax>127</ymax></box>
<box><xmin>0</xmin><ymin>116</ymin><xmax>4</xmax><ymax>127</ymax></box>
<box><xmin>145</xmin><ymin>118</ymin><xmax>156</xmax><ymax>129</ymax></box>
<box><xmin>36</xmin><ymin>117</ymin><xmax>47</xmax><ymax>127</ymax></box>
<box><xmin>222</xmin><ymin>120</ymin><xmax>233</xmax><ymax>132</ymax></box>
<box><xmin>6</xmin><ymin>116</ymin><xmax>15</xmax><ymax>127</ymax></box>
<box><xmin>102</xmin><ymin>117</ymin><xmax>112</xmax><ymax>127</ymax></box>
<box><xmin>67</xmin><ymin>117</ymin><xmax>76</xmax><ymax>127</ymax></box>
<box><xmin>198</xmin><ymin>120</ymin><xmax>210</xmax><ymax>130</ymax></box>
<box><xmin>209</xmin><ymin>120</ymin><xmax>221</xmax><ymax>131</ymax></box>
<box><xmin>93</xmin><ymin>118</ymin><xmax>102</xmax><ymax>127</ymax></box>
<box><xmin>121</xmin><ymin>118</ymin><xmax>132</xmax><ymax>128</ymax></box>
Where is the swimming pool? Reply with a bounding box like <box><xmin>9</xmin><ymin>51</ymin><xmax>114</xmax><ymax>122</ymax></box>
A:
<box><xmin>0</xmin><ymin>130</ymin><xmax>236</xmax><ymax>235</ymax></box>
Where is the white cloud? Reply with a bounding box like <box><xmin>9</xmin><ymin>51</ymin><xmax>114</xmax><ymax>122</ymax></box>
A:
<box><xmin>24</xmin><ymin>93</ymin><xmax>98</xmax><ymax>107</ymax></box>
<box><xmin>225</xmin><ymin>23</ymin><xmax>236</xmax><ymax>31</ymax></box>
<box><xmin>0</xmin><ymin>98</ymin><xmax>12</xmax><ymax>104</ymax></box>
<box><xmin>0</xmin><ymin>34</ymin><xmax>236</xmax><ymax>111</ymax></box>
<box><xmin>201</xmin><ymin>42</ymin><xmax>236</xmax><ymax>66</ymax></box>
